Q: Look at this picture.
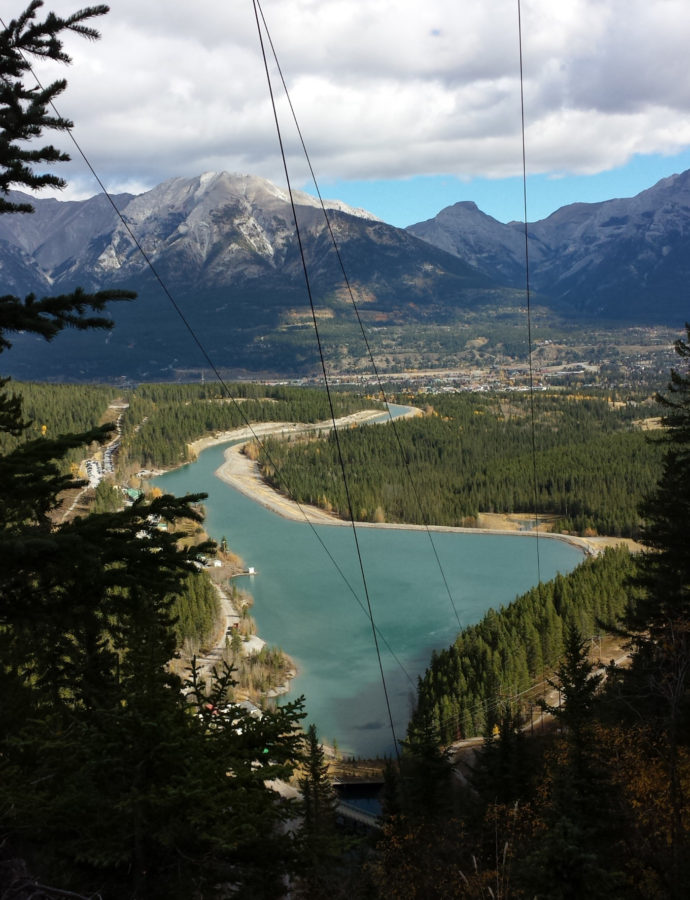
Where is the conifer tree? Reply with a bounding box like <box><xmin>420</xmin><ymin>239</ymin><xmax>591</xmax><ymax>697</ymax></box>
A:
<box><xmin>399</xmin><ymin>706</ymin><xmax>454</xmax><ymax>822</ymax></box>
<box><xmin>296</xmin><ymin>724</ymin><xmax>343</xmax><ymax>899</ymax></box>
<box><xmin>625</xmin><ymin>324</ymin><xmax>690</xmax><ymax>897</ymax></box>
<box><xmin>0</xmin><ymin>6</ymin><xmax>306</xmax><ymax>896</ymax></box>
<box><xmin>635</xmin><ymin>325</ymin><xmax>690</xmax><ymax>630</ymax></box>
<box><xmin>1</xmin><ymin>2</ymin><xmax>134</xmax><ymax>340</ymax></box>
<box><xmin>469</xmin><ymin>703</ymin><xmax>533</xmax><ymax>807</ymax></box>
<box><xmin>525</xmin><ymin>626</ymin><xmax>623</xmax><ymax>898</ymax></box>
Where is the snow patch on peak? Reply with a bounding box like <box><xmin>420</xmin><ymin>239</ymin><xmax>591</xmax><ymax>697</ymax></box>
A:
<box><xmin>227</xmin><ymin>173</ymin><xmax>291</xmax><ymax>204</ymax></box>
<box><xmin>267</xmin><ymin>184</ymin><xmax>290</xmax><ymax>203</ymax></box>
<box><xmin>320</xmin><ymin>198</ymin><xmax>381</xmax><ymax>222</ymax></box>
<box><xmin>123</xmin><ymin>172</ymin><xmax>380</xmax><ymax>224</ymax></box>
<box><xmin>283</xmin><ymin>187</ymin><xmax>380</xmax><ymax>221</ymax></box>
<box><xmin>198</xmin><ymin>171</ymin><xmax>220</xmax><ymax>189</ymax></box>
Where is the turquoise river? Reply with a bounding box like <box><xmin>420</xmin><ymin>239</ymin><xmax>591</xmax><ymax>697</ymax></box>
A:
<box><xmin>155</xmin><ymin>420</ymin><xmax>583</xmax><ymax>758</ymax></box>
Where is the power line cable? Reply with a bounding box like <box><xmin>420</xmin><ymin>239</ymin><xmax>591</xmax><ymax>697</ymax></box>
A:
<box><xmin>517</xmin><ymin>0</ymin><xmax>542</xmax><ymax>585</ymax></box>
<box><xmin>252</xmin><ymin>0</ymin><xmax>401</xmax><ymax>759</ymax></box>
<box><xmin>254</xmin><ymin>0</ymin><xmax>463</xmax><ymax>631</ymax></box>
<box><xmin>413</xmin><ymin>4</ymin><xmax>556</xmax><ymax>749</ymax></box>
<box><xmin>4</xmin><ymin>18</ymin><xmax>417</xmax><ymax>696</ymax></box>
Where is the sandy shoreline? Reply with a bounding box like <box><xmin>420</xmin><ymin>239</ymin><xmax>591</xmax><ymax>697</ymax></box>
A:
<box><xmin>186</xmin><ymin>415</ymin><xmax>641</xmax><ymax>558</ymax></box>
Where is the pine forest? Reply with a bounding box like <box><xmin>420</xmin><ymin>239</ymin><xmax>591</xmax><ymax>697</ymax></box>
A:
<box><xmin>2</xmin><ymin>4</ymin><xmax>690</xmax><ymax>899</ymax></box>
<box><xmin>258</xmin><ymin>390</ymin><xmax>664</xmax><ymax>535</ymax></box>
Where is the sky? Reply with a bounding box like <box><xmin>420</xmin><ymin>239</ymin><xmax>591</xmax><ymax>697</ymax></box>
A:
<box><xmin>8</xmin><ymin>0</ymin><xmax>690</xmax><ymax>227</ymax></box>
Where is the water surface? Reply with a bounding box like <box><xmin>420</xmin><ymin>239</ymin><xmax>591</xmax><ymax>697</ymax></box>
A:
<box><xmin>156</xmin><ymin>433</ymin><xmax>582</xmax><ymax>757</ymax></box>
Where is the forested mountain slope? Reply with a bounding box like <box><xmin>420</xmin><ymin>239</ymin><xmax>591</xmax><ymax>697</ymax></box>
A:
<box><xmin>1</xmin><ymin>174</ymin><xmax>494</xmax><ymax>381</ymax></box>
<box><xmin>5</xmin><ymin>168</ymin><xmax>690</xmax><ymax>380</ymax></box>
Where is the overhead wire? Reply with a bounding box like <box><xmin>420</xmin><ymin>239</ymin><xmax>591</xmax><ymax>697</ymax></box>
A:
<box><xmin>252</xmin><ymin>0</ymin><xmax>401</xmax><ymax>758</ymax></box>
<box><xmin>5</xmin><ymin>14</ymin><xmax>418</xmax><ymax>698</ymax></box>
<box><xmin>7</xmin><ymin>1</ymin><xmax>552</xmax><ymax>753</ymax></box>
<box><xmin>252</xmin><ymin>0</ymin><xmax>554</xmax><ymax>754</ymax></box>
<box><xmin>432</xmin><ymin>1</ymin><xmax>552</xmax><ymax>746</ymax></box>
<box><xmin>517</xmin><ymin>0</ymin><xmax>542</xmax><ymax>585</ymax></box>
<box><xmin>254</xmin><ymin>0</ymin><xmax>463</xmax><ymax>632</ymax></box>
<box><xmin>412</xmin><ymin>1</ymin><xmax>555</xmax><ymax>749</ymax></box>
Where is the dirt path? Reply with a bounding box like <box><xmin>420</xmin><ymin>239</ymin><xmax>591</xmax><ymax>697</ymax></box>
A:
<box><xmin>187</xmin><ymin>575</ymin><xmax>243</xmax><ymax>681</ymax></box>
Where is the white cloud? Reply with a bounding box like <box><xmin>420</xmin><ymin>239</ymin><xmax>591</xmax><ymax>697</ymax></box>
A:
<box><xmin>8</xmin><ymin>0</ymin><xmax>690</xmax><ymax>198</ymax></box>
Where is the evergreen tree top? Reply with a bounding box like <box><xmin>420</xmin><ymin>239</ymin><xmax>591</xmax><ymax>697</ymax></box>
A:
<box><xmin>0</xmin><ymin>2</ymin><xmax>109</xmax><ymax>212</ymax></box>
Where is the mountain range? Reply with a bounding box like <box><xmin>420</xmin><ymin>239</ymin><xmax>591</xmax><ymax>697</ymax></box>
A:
<box><xmin>2</xmin><ymin>169</ymin><xmax>689</xmax><ymax>381</ymax></box>
<box><xmin>409</xmin><ymin>169</ymin><xmax>690</xmax><ymax>322</ymax></box>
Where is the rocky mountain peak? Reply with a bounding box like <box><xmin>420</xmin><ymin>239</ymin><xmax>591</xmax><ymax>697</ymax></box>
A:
<box><xmin>120</xmin><ymin>171</ymin><xmax>380</xmax><ymax>224</ymax></box>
